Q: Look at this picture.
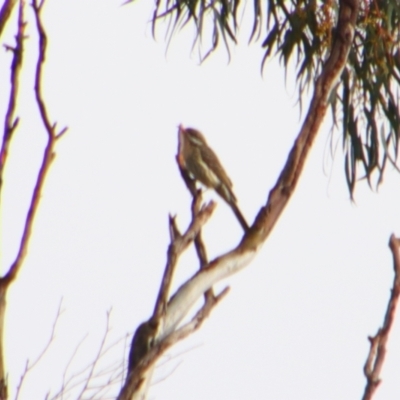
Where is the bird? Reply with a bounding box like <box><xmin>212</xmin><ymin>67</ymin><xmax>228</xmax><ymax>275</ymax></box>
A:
<box><xmin>177</xmin><ymin>125</ymin><xmax>249</xmax><ymax>231</ymax></box>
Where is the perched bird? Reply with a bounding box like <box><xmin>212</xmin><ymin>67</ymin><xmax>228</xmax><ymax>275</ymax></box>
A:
<box><xmin>177</xmin><ymin>125</ymin><xmax>249</xmax><ymax>231</ymax></box>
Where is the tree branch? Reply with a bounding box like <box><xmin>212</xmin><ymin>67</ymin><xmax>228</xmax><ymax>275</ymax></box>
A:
<box><xmin>2</xmin><ymin>0</ymin><xmax>68</xmax><ymax>286</ymax></box>
<box><xmin>361</xmin><ymin>234</ymin><xmax>400</xmax><ymax>400</ymax></box>
<box><xmin>0</xmin><ymin>0</ymin><xmax>25</xmax><ymax>204</ymax></box>
<box><xmin>177</xmin><ymin>161</ymin><xmax>215</xmax><ymax>300</ymax></box>
<box><xmin>242</xmin><ymin>0</ymin><xmax>359</xmax><ymax>248</ymax></box>
<box><xmin>0</xmin><ymin>0</ymin><xmax>67</xmax><ymax>396</ymax></box>
<box><xmin>119</xmin><ymin>1</ymin><xmax>360</xmax><ymax>399</ymax></box>
<box><xmin>14</xmin><ymin>300</ymin><xmax>64</xmax><ymax>400</ymax></box>
<box><xmin>125</xmin><ymin>196</ymin><xmax>216</xmax><ymax>374</ymax></box>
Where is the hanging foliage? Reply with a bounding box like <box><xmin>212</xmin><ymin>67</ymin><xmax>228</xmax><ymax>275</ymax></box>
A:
<box><xmin>130</xmin><ymin>0</ymin><xmax>400</xmax><ymax>198</ymax></box>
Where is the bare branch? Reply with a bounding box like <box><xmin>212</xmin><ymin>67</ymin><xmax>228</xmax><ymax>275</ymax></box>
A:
<box><xmin>0</xmin><ymin>2</ymin><xmax>25</xmax><ymax>396</ymax></box>
<box><xmin>361</xmin><ymin>234</ymin><xmax>400</xmax><ymax>400</ymax></box>
<box><xmin>177</xmin><ymin>161</ymin><xmax>214</xmax><ymax>301</ymax></box>
<box><xmin>0</xmin><ymin>0</ymin><xmax>25</xmax><ymax>204</ymax></box>
<box><xmin>2</xmin><ymin>0</ymin><xmax>67</xmax><ymax>285</ymax></box>
<box><xmin>58</xmin><ymin>333</ymin><xmax>89</xmax><ymax>398</ymax></box>
<box><xmin>14</xmin><ymin>300</ymin><xmax>64</xmax><ymax>400</ymax></box>
<box><xmin>49</xmin><ymin>314</ymin><xmax>128</xmax><ymax>400</ymax></box>
<box><xmin>75</xmin><ymin>310</ymin><xmax>113</xmax><ymax>399</ymax></box>
<box><xmin>125</xmin><ymin>197</ymin><xmax>216</xmax><ymax>380</ymax></box>
<box><xmin>0</xmin><ymin>1</ymin><xmax>67</xmax><ymax>396</ymax></box>
<box><xmin>117</xmin><ymin>2</ymin><xmax>360</xmax><ymax>399</ymax></box>
<box><xmin>191</xmin><ymin>193</ymin><xmax>214</xmax><ymax>302</ymax></box>
<box><xmin>153</xmin><ymin>197</ymin><xmax>216</xmax><ymax>320</ymax></box>
<box><xmin>118</xmin><ymin>287</ymin><xmax>228</xmax><ymax>400</ymax></box>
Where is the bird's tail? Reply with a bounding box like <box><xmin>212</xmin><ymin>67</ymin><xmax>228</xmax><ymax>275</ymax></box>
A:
<box><xmin>229</xmin><ymin>201</ymin><xmax>249</xmax><ymax>232</ymax></box>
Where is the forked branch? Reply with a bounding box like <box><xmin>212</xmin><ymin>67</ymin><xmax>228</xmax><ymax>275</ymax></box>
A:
<box><xmin>120</xmin><ymin>1</ymin><xmax>360</xmax><ymax>399</ymax></box>
<box><xmin>0</xmin><ymin>0</ymin><xmax>67</xmax><ymax>397</ymax></box>
<box><xmin>2</xmin><ymin>0</ymin><xmax>67</xmax><ymax>286</ymax></box>
<box><xmin>120</xmin><ymin>192</ymin><xmax>217</xmax><ymax>400</ymax></box>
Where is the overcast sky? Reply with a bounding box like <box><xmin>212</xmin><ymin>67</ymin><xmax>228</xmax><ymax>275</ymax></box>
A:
<box><xmin>1</xmin><ymin>1</ymin><xmax>400</xmax><ymax>399</ymax></box>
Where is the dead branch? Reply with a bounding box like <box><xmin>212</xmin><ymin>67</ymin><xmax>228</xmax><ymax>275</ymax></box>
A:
<box><xmin>0</xmin><ymin>0</ymin><xmax>67</xmax><ymax>397</ymax></box>
<box><xmin>0</xmin><ymin>0</ymin><xmax>25</xmax><ymax>201</ymax></box>
<box><xmin>161</xmin><ymin>0</ymin><xmax>360</xmax><ymax>344</ymax></box>
<box><xmin>361</xmin><ymin>234</ymin><xmax>400</xmax><ymax>400</ymax></box>
<box><xmin>118</xmin><ymin>1</ymin><xmax>360</xmax><ymax>399</ymax></box>
<box><xmin>153</xmin><ymin>197</ymin><xmax>216</xmax><ymax>320</ymax></box>
<box><xmin>75</xmin><ymin>310</ymin><xmax>113</xmax><ymax>399</ymax></box>
<box><xmin>119</xmin><ymin>287</ymin><xmax>228</xmax><ymax>400</ymax></box>
<box><xmin>125</xmin><ymin>196</ymin><xmax>216</xmax><ymax>374</ymax></box>
<box><xmin>176</xmin><ymin>160</ymin><xmax>215</xmax><ymax>300</ymax></box>
<box><xmin>49</xmin><ymin>312</ymin><xmax>128</xmax><ymax>400</ymax></box>
<box><xmin>2</xmin><ymin>0</ymin><xmax>67</xmax><ymax>286</ymax></box>
<box><xmin>14</xmin><ymin>300</ymin><xmax>64</xmax><ymax>400</ymax></box>
<box><xmin>181</xmin><ymin>165</ymin><xmax>224</xmax><ymax>319</ymax></box>
<box><xmin>0</xmin><ymin>2</ymin><xmax>25</xmax><ymax>397</ymax></box>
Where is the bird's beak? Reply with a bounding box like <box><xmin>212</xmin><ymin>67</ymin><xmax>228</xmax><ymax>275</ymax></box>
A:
<box><xmin>178</xmin><ymin>124</ymin><xmax>185</xmax><ymax>141</ymax></box>
<box><xmin>177</xmin><ymin>124</ymin><xmax>186</xmax><ymax>167</ymax></box>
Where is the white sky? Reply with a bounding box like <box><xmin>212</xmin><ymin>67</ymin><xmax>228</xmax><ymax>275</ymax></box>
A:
<box><xmin>1</xmin><ymin>0</ymin><xmax>400</xmax><ymax>399</ymax></box>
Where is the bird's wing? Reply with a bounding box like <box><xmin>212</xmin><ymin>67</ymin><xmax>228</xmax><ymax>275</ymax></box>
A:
<box><xmin>199</xmin><ymin>144</ymin><xmax>238</xmax><ymax>203</ymax></box>
<box><xmin>199</xmin><ymin>145</ymin><xmax>233</xmax><ymax>188</ymax></box>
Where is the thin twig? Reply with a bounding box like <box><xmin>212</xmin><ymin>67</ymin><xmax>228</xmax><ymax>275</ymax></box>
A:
<box><xmin>51</xmin><ymin>315</ymin><xmax>127</xmax><ymax>400</ymax></box>
<box><xmin>58</xmin><ymin>333</ymin><xmax>89</xmax><ymax>400</ymax></box>
<box><xmin>14</xmin><ymin>299</ymin><xmax>64</xmax><ymax>400</ymax></box>
<box><xmin>75</xmin><ymin>310</ymin><xmax>112</xmax><ymax>399</ymax></box>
